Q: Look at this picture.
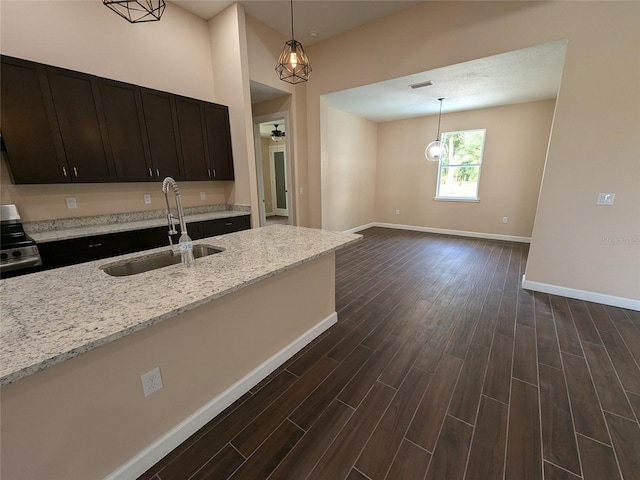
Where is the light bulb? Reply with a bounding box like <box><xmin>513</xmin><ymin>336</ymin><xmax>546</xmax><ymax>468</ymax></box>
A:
<box><xmin>289</xmin><ymin>52</ymin><xmax>298</xmax><ymax>70</ymax></box>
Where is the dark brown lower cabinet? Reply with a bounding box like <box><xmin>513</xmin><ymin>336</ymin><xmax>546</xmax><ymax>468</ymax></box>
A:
<box><xmin>35</xmin><ymin>215</ymin><xmax>250</xmax><ymax>272</ymax></box>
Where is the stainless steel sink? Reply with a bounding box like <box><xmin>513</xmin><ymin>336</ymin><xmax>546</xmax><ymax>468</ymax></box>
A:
<box><xmin>100</xmin><ymin>244</ymin><xmax>223</xmax><ymax>277</ymax></box>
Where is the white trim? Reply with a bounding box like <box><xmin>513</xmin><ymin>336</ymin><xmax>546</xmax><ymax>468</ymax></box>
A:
<box><xmin>521</xmin><ymin>275</ymin><xmax>640</xmax><ymax>311</ymax></box>
<box><xmin>343</xmin><ymin>222</ymin><xmax>376</xmax><ymax>234</ymax></box>
<box><xmin>433</xmin><ymin>197</ymin><xmax>480</xmax><ymax>202</ymax></box>
<box><xmin>105</xmin><ymin>312</ymin><xmax>338</xmax><ymax>480</ymax></box>
<box><xmin>343</xmin><ymin>222</ymin><xmax>530</xmax><ymax>243</ymax></box>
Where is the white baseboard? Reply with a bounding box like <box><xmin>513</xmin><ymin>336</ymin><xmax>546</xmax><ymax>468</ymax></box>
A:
<box><xmin>343</xmin><ymin>222</ymin><xmax>376</xmax><ymax>234</ymax></box>
<box><xmin>343</xmin><ymin>222</ymin><xmax>530</xmax><ymax>243</ymax></box>
<box><xmin>106</xmin><ymin>312</ymin><xmax>338</xmax><ymax>480</ymax></box>
<box><xmin>522</xmin><ymin>275</ymin><xmax>640</xmax><ymax>311</ymax></box>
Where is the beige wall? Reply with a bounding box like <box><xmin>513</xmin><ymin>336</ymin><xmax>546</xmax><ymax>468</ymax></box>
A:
<box><xmin>303</xmin><ymin>1</ymin><xmax>639</xmax><ymax>302</ymax></box>
<box><xmin>207</xmin><ymin>3</ymin><xmax>257</xmax><ymax>224</ymax></box>
<box><xmin>246</xmin><ymin>15</ymin><xmax>309</xmax><ymax>226</ymax></box>
<box><xmin>375</xmin><ymin>100</ymin><xmax>554</xmax><ymax>238</ymax></box>
<box><xmin>323</xmin><ymin>105</ymin><xmax>377</xmax><ymax>231</ymax></box>
<box><xmin>0</xmin><ymin>0</ymin><xmax>231</xmax><ymax>221</ymax></box>
<box><xmin>1</xmin><ymin>253</ymin><xmax>336</xmax><ymax>479</ymax></box>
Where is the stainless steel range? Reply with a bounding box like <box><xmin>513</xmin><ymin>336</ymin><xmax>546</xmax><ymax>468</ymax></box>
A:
<box><xmin>0</xmin><ymin>204</ymin><xmax>42</xmax><ymax>275</ymax></box>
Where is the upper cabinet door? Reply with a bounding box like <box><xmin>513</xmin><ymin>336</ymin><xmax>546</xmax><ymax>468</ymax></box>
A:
<box><xmin>174</xmin><ymin>96</ymin><xmax>210</xmax><ymax>181</ymax></box>
<box><xmin>203</xmin><ymin>103</ymin><xmax>234</xmax><ymax>181</ymax></box>
<box><xmin>140</xmin><ymin>88</ymin><xmax>184</xmax><ymax>181</ymax></box>
<box><xmin>46</xmin><ymin>66</ymin><xmax>117</xmax><ymax>182</ymax></box>
<box><xmin>98</xmin><ymin>80</ymin><xmax>153</xmax><ymax>182</ymax></box>
<box><xmin>0</xmin><ymin>56</ymin><xmax>69</xmax><ymax>183</ymax></box>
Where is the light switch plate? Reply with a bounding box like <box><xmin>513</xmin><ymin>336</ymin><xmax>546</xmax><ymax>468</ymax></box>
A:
<box><xmin>597</xmin><ymin>193</ymin><xmax>615</xmax><ymax>206</ymax></box>
<box><xmin>65</xmin><ymin>197</ymin><xmax>77</xmax><ymax>209</ymax></box>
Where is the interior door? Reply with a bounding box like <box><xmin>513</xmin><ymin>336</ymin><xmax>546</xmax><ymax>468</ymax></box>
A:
<box><xmin>270</xmin><ymin>147</ymin><xmax>288</xmax><ymax>217</ymax></box>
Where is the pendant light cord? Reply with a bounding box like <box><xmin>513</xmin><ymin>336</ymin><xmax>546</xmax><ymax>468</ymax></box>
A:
<box><xmin>436</xmin><ymin>98</ymin><xmax>444</xmax><ymax>140</ymax></box>
<box><xmin>290</xmin><ymin>0</ymin><xmax>295</xmax><ymax>40</ymax></box>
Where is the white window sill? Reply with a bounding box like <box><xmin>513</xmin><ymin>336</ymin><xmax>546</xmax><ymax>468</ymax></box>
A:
<box><xmin>433</xmin><ymin>197</ymin><xmax>480</xmax><ymax>203</ymax></box>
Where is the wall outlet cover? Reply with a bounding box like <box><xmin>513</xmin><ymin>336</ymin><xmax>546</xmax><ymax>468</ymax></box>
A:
<box><xmin>65</xmin><ymin>197</ymin><xmax>77</xmax><ymax>209</ymax></box>
<box><xmin>141</xmin><ymin>367</ymin><xmax>163</xmax><ymax>397</ymax></box>
<box><xmin>200</xmin><ymin>192</ymin><xmax>206</xmax><ymax>200</ymax></box>
<box><xmin>143</xmin><ymin>194</ymin><xmax>151</xmax><ymax>205</ymax></box>
<box><xmin>597</xmin><ymin>193</ymin><xmax>615</xmax><ymax>206</ymax></box>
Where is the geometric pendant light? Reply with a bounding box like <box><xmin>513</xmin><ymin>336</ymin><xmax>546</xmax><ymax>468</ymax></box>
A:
<box><xmin>103</xmin><ymin>0</ymin><xmax>166</xmax><ymax>23</ymax></box>
<box><xmin>276</xmin><ymin>0</ymin><xmax>312</xmax><ymax>84</ymax></box>
<box><xmin>425</xmin><ymin>98</ymin><xmax>446</xmax><ymax>162</ymax></box>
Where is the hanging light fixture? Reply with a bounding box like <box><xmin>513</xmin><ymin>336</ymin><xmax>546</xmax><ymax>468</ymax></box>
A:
<box><xmin>103</xmin><ymin>0</ymin><xmax>166</xmax><ymax>23</ymax></box>
<box><xmin>425</xmin><ymin>98</ymin><xmax>446</xmax><ymax>162</ymax></box>
<box><xmin>271</xmin><ymin>124</ymin><xmax>285</xmax><ymax>142</ymax></box>
<box><xmin>276</xmin><ymin>0</ymin><xmax>312</xmax><ymax>84</ymax></box>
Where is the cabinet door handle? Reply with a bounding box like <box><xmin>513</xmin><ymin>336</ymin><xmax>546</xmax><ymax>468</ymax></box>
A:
<box><xmin>149</xmin><ymin>168</ymin><xmax>153</xmax><ymax>177</ymax></box>
<box><xmin>225</xmin><ymin>222</ymin><xmax>233</xmax><ymax>226</ymax></box>
<box><xmin>73</xmin><ymin>167</ymin><xmax>78</xmax><ymax>177</ymax></box>
<box><xmin>62</xmin><ymin>166</ymin><xmax>67</xmax><ymax>177</ymax></box>
<box><xmin>88</xmin><ymin>243</ymin><xmax>103</xmax><ymax>248</ymax></box>
<box><xmin>156</xmin><ymin>168</ymin><xmax>160</xmax><ymax>177</ymax></box>
<box><xmin>208</xmin><ymin>169</ymin><xmax>211</xmax><ymax>178</ymax></box>
<box><xmin>213</xmin><ymin>169</ymin><xmax>216</xmax><ymax>178</ymax></box>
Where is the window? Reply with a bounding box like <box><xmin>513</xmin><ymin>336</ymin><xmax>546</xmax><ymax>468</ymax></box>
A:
<box><xmin>436</xmin><ymin>129</ymin><xmax>486</xmax><ymax>201</ymax></box>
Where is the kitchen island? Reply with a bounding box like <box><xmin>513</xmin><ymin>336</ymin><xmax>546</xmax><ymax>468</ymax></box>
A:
<box><xmin>0</xmin><ymin>225</ymin><xmax>360</xmax><ymax>479</ymax></box>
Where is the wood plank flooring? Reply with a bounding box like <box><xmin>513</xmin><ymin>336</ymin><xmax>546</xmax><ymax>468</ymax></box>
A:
<box><xmin>139</xmin><ymin>227</ymin><xmax>640</xmax><ymax>480</ymax></box>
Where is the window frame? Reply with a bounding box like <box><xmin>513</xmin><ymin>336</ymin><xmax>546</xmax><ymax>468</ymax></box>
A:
<box><xmin>434</xmin><ymin>128</ymin><xmax>486</xmax><ymax>202</ymax></box>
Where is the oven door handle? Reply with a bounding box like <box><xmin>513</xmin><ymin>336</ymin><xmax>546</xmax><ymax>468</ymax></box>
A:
<box><xmin>0</xmin><ymin>256</ymin><xmax>43</xmax><ymax>272</ymax></box>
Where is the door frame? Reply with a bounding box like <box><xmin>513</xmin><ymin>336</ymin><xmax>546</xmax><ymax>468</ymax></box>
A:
<box><xmin>269</xmin><ymin>145</ymin><xmax>288</xmax><ymax>216</ymax></box>
<box><xmin>253</xmin><ymin>111</ymin><xmax>292</xmax><ymax>227</ymax></box>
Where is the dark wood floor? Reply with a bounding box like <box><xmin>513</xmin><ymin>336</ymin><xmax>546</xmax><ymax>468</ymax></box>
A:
<box><xmin>139</xmin><ymin>227</ymin><xmax>640</xmax><ymax>480</ymax></box>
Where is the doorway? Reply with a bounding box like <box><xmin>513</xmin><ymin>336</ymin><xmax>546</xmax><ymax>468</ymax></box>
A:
<box><xmin>253</xmin><ymin>114</ymin><xmax>292</xmax><ymax>227</ymax></box>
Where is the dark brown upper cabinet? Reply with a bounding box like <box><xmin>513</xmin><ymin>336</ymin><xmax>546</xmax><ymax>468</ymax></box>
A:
<box><xmin>1</xmin><ymin>55</ymin><xmax>234</xmax><ymax>184</ymax></box>
<box><xmin>0</xmin><ymin>56</ymin><xmax>68</xmax><ymax>183</ymax></box>
<box><xmin>98</xmin><ymin>79</ymin><xmax>153</xmax><ymax>182</ymax></box>
<box><xmin>204</xmin><ymin>103</ymin><xmax>234</xmax><ymax>181</ymax></box>
<box><xmin>140</xmin><ymin>88</ymin><xmax>184</xmax><ymax>181</ymax></box>
<box><xmin>175</xmin><ymin>96</ymin><xmax>211</xmax><ymax>181</ymax></box>
<box><xmin>45</xmin><ymin>66</ymin><xmax>117</xmax><ymax>182</ymax></box>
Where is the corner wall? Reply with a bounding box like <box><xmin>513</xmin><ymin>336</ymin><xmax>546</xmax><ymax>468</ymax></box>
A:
<box><xmin>323</xmin><ymin>105</ymin><xmax>377</xmax><ymax>231</ymax></box>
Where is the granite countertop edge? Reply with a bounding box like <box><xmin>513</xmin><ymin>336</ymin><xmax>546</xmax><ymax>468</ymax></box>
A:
<box><xmin>0</xmin><ymin>225</ymin><xmax>362</xmax><ymax>386</ymax></box>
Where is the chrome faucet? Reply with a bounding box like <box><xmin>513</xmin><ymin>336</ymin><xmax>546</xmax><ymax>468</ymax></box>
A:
<box><xmin>162</xmin><ymin>177</ymin><xmax>195</xmax><ymax>265</ymax></box>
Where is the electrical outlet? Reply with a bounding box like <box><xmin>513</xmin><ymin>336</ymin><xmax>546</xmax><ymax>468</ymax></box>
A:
<box><xmin>143</xmin><ymin>194</ymin><xmax>151</xmax><ymax>205</ymax></box>
<box><xmin>396</xmin><ymin>209</ymin><xmax>400</xmax><ymax>215</ymax></box>
<box><xmin>200</xmin><ymin>191</ymin><xmax>206</xmax><ymax>200</ymax></box>
<box><xmin>65</xmin><ymin>197</ymin><xmax>77</xmax><ymax>209</ymax></box>
<box><xmin>502</xmin><ymin>216</ymin><xmax>508</xmax><ymax>224</ymax></box>
<box><xmin>141</xmin><ymin>367</ymin><xmax>163</xmax><ymax>397</ymax></box>
<box><xmin>299</xmin><ymin>187</ymin><xmax>304</xmax><ymax>195</ymax></box>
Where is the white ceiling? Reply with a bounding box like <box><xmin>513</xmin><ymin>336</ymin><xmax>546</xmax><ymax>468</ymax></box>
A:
<box><xmin>325</xmin><ymin>40</ymin><xmax>568</xmax><ymax>122</ymax></box>
<box><xmin>170</xmin><ymin>1</ymin><xmax>424</xmax><ymax>45</ymax></box>
<box><xmin>170</xmin><ymin>1</ymin><xmax>567</xmax><ymax>122</ymax></box>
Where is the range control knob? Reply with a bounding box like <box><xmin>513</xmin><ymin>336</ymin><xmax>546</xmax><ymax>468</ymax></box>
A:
<box><xmin>12</xmin><ymin>250</ymin><xmax>22</xmax><ymax>258</ymax></box>
<box><xmin>0</xmin><ymin>253</ymin><xmax>7</xmax><ymax>260</ymax></box>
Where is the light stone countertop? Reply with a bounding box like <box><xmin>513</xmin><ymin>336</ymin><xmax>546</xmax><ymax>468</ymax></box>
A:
<box><xmin>28</xmin><ymin>210</ymin><xmax>250</xmax><ymax>243</ymax></box>
<box><xmin>0</xmin><ymin>225</ymin><xmax>361</xmax><ymax>386</ymax></box>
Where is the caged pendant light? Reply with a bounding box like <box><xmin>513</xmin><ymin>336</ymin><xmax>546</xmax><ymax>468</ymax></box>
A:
<box><xmin>276</xmin><ymin>0</ymin><xmax>312</xmax><ymax>84</ymax></box>
<box><xmin>103</xmin><ymin>0</ymin><xmax>166</xmax><ymax>23</ymax></box>
<box><xmin>425</xmin><ymin>98</ymin><xmax>446</xmax><ymax>162</ymax></box>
